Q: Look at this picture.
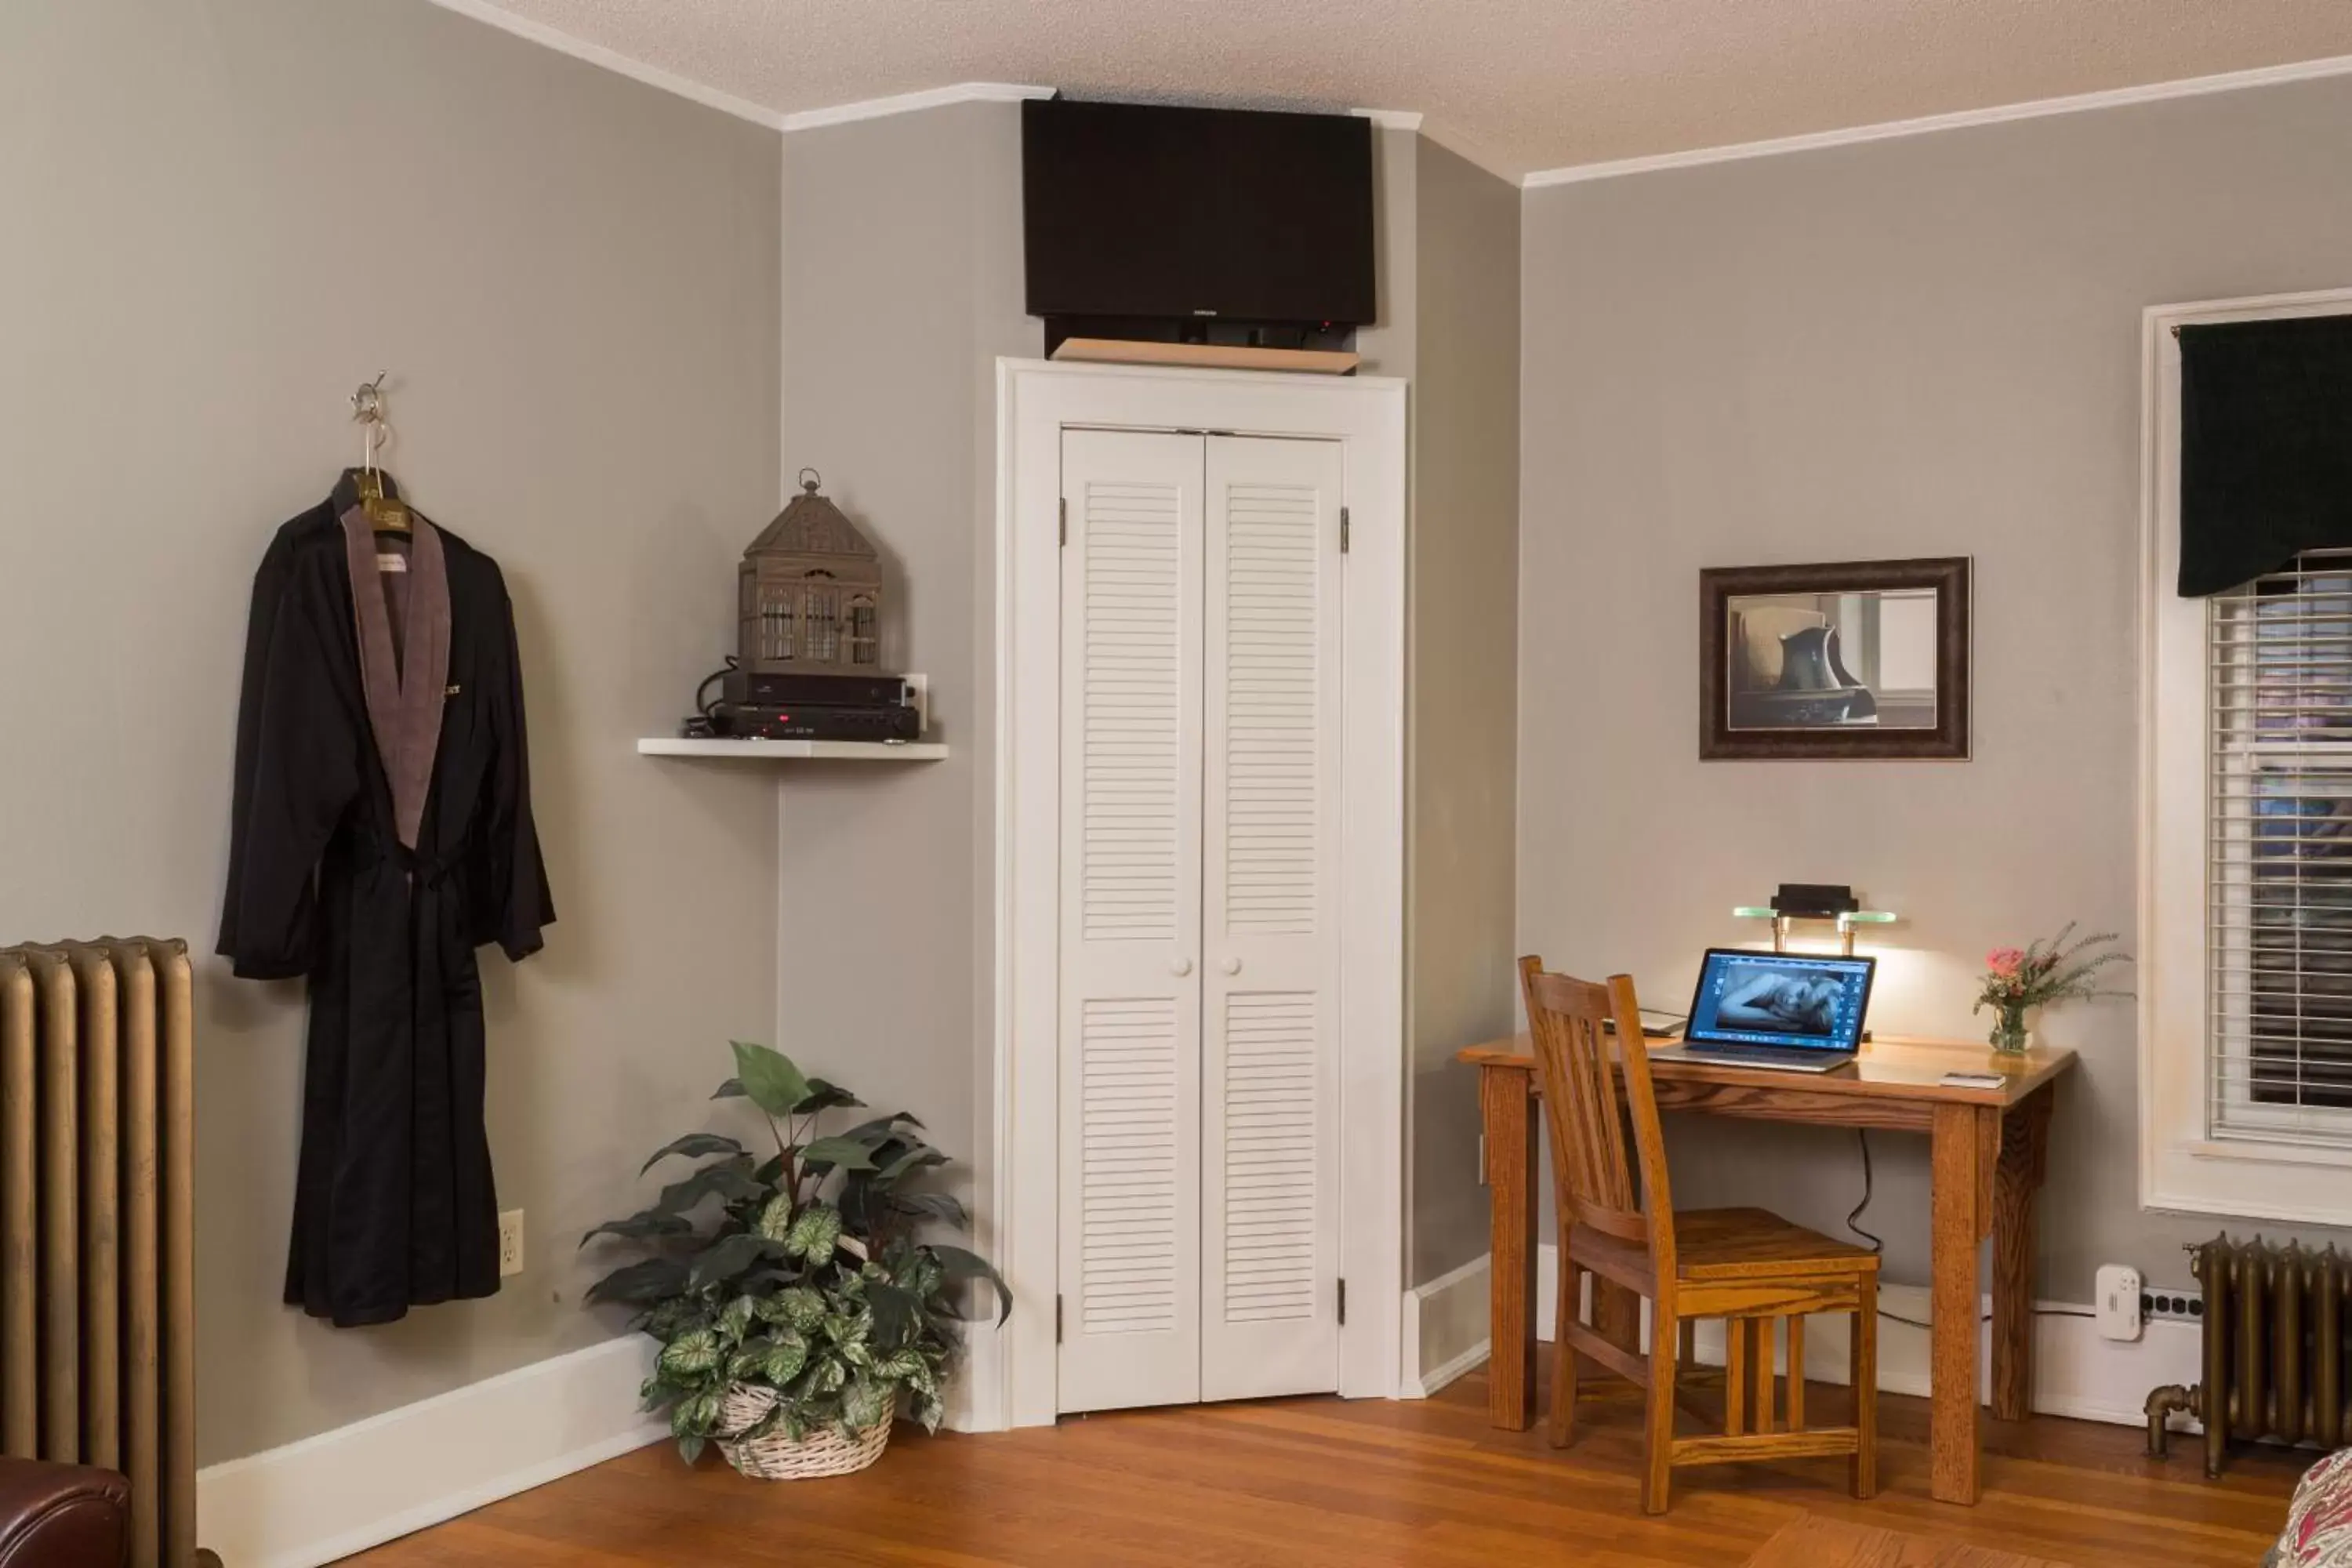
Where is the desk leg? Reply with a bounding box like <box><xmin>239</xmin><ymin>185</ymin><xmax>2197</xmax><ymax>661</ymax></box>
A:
<box><xmin>1481</xmin><ymin>1064</ymin><xmax>1539</xmax><ymax>1431</ymax></box>
<box><xmin>1929</xmin><ymin>1103</ymin><xmax>1984</xmax><ymax>1504</ymax></box>
<box><xmin>1991</xmin><ymin>1088</ymin><xmax>2053</xmax><ymax>1423</ymax></box>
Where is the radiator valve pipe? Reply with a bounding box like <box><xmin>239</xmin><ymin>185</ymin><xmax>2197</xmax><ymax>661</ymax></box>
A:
<box><xmin>2145</xmin><ymin>1383</ymin><xmax>2198</xmax><ymax>1459</ymax></box>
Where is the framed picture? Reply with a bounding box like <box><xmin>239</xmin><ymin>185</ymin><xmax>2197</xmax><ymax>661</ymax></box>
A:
<box><xmin>1699</xmin><ymin>557</ymin><xmax>1971</xmax><ymax>760</ymax></box>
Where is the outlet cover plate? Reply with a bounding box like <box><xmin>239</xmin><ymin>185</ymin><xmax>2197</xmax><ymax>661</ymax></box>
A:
<box><xmin>499</xmin><ymin>1209</ymin><xmax>525</xmax><ymax>1277</ymax></box>
<box><xmin>2096</xmin><ymin>1262</ymin><xmax>2143</xmax><ymax>1341</ymax></box>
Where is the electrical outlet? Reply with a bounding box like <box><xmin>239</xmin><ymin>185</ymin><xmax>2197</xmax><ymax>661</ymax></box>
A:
<box><xmin>2142</xmin><ymin>1283</ymin><xmax>2205</xmax><ymax>1324</ymax></box>
<box><xmin>499</xmin><ymin>1209</ymin><xmax>525</xmax><ymax>1278</ymax></box>
<box><xmin>2095</xmin><ymin>1263</ymin><xmax>2143</xmax><ymax>1341</ymax></box>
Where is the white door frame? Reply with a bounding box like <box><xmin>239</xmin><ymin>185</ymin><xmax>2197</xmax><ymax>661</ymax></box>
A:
<box><xmin>988</xmin><ymin>358</ymin><xmax>1407</xmax><ymax>1428</ymax></box>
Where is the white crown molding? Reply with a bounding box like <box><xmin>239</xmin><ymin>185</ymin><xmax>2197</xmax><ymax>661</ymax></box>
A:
<box><xmin>426</xmin><ymin>2</ymin><xmax>1054</xmax><ymax>135</ymax></box>
<box><xmin>1355</xmin><ymin>107</ymin><xmax>1525</xmax><ymax>187</ymax></box>
<box><xmin>778</xmin><ymin>82</ymin><xmax>1054</xmax><ymax>133</ymax></box>
<box><xmin>423</xmin><ymin>0</ymin><xmax>788</xmax><ymax>129</ymax></box>
<box><xmin>426</xmin><ymin>1</ymin><xmax>1515</xmax><ymax>180</ymax></box>
<box><xmin>1525</xmin><ymin>49</ymin><xmax>2352</xmax><ymax>188</ymax></box>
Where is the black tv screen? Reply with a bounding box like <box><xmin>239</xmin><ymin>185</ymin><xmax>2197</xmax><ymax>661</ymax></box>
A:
<box><xmin>1022</xmin><ymin>99</ymin><xmax>1377</xmax><ymax>328</ymax></box>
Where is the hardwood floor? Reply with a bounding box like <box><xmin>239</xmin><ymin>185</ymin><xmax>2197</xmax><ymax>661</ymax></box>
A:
<box><xmin>348</xmin><ymin>1359</ymin><xmax>2302</xmax><ymax>1567</ymax></box>
<box><xmin>1744</xmin><ymin>1514</ymin><xmax>2069</xmax><ymax>1567</ymax></box>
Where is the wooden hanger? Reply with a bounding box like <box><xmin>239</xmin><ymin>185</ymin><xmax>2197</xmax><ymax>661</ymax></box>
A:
<box><xmin>350</xmin><ymin>373</ymin><xmax>412</xmax><ymax>534</ymax></box>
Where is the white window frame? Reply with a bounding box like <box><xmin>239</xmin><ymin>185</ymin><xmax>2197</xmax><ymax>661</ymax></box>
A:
<box><xmin>984</xmin><ymin>358</ymin><xmax>1408</xmax><ymax>1428</ymax></box>
<box><xmin>2140</xmin><ymin>285</ymin><xmax>2352</xmax><ymax>1225</ymax></box>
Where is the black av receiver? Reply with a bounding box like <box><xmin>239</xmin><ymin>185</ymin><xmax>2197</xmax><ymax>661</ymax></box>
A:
<box><xmin>709</xmin><ymin>702</ymin><xmax>920</xmax><ymax>743</ymax></box>
<box><xmin>723</xmin><ymin>671</ymin><xmax>908</xmax><ymax>708</ymax></box>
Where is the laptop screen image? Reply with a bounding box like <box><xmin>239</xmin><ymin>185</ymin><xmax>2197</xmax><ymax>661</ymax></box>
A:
<box><xmin>1682</xmin><ymin>949</ymin><xmax>1876</xmax><ymax>1054</ymax></box>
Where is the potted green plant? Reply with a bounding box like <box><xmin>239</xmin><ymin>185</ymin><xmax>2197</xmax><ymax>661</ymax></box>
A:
<box><xmin>583</xmin><ymin>1041</ymin><xmax>1007</xmax><ymax>1479</ymax></box>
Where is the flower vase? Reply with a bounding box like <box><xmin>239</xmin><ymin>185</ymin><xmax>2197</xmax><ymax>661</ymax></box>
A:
<box><xmin>1988</xmin><ymin>1001</ymin><xmax>2031</xmax><ymax>1054</ymax></box>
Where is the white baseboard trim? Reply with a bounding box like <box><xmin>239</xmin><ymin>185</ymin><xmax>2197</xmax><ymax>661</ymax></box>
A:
<box><xmin>1402</xmin><ymin>1244</ymin><xmax>2201</xmax><ymax>1431</ymax></box>
<box><xmin>1400</xmin><ymin>1252</ymin><xmax>1493</xmax><ymax>1398</ymax></box>
<box><xmin>198</xmin><ymin>1336</ymin><xmax>665</xmax><ymax>1568</ymax></box>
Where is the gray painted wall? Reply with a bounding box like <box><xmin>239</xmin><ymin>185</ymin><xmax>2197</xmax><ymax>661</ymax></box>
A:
<box><xmin>1406</xmin><ymin>140</ymin><xmax>1522</xmax><ymax>1287</ymax></box>
<box><xmin>770</xmin><ymin>101</ymin><xmax>1037</xmax><ymax>1283</ymax></box>
<box><xmin>1</xmin><ymin>0</ymin><xmax>782</xmax><ymax>1463</ymax></box>
<box><xmin>1518</xmin><ymin>73</ymin><xmax>2352</xmax><ymax>1299</ymax></box>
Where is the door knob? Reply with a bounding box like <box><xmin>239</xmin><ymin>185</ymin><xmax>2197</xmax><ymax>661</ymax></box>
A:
<box><xmin>1220</xmin><ymin>956</ymin><xmax>1243</xmax><ymax>975</ymax></box>
<box><xmin>1170</xmin><ymin>956</ymin><xmax>1193</xmax><ymax>977</ymax></box>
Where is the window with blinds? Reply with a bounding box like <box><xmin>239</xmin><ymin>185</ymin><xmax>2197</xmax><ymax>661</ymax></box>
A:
<box><xmin>2210</xmin><ymin>549</ymin><xmax>2352</xmax><ymax>1142</ymax></box>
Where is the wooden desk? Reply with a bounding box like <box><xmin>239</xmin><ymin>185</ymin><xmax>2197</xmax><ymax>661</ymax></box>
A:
<box><xmin>1457</xmin><ymin>1033</ymin><xmax>2076</xmax><ymax>1506</ymax></box>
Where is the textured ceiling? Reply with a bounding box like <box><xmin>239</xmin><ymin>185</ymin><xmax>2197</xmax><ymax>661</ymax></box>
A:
<box><xmin>466</xmin><ymin>0</ymin><xmax>2352</xmax><ymax>176</ymax></box>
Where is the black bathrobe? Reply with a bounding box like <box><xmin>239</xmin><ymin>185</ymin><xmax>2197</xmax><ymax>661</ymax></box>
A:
<box><xmin>220</xmin><ymin>470</ymin><xmax>553</xmax><ymax>1327</ymax></box>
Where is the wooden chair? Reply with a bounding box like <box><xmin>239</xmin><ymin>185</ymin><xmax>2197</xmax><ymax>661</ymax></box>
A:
<box><xmin>1519</xmin><ymin>956</ymin><xmax>1879</xmax><ymax>1514</ymax></box>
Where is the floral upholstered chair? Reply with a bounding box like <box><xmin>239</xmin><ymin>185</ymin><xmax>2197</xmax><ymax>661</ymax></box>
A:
<box><xmin>2274</xmin><ymin>1450</ymin><xmax>2352</xmax><ymax>1567</ymax></box>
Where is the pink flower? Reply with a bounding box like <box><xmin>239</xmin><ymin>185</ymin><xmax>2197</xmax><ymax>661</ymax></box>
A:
<box><xmin>1987</xmin><ymin>948</ymin><xmax>2026</xmax><ymax>976</ymax></box>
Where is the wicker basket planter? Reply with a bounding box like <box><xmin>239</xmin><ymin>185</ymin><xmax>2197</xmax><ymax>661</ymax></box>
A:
<box><xmin>713</xmin><ymin>1384</ymin><xmax>892</xmax><ymax>1481</ymax></box>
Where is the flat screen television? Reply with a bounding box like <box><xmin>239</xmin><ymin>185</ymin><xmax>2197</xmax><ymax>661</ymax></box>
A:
<box><xmin>1022</xmin><ymin>98</ymin><xmax>1376</xmax><ymax>346</ymax></box>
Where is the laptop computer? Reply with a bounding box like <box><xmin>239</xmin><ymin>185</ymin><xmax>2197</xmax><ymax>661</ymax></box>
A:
<box><xmin>1651</xmin><ymin>947</ymin><xmax>1876</xmax><ymax>1074</ymax></box>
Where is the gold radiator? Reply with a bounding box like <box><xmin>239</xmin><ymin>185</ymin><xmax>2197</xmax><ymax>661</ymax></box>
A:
<box><xmin>0</xmin><ymin>939</ymin><xmax>196</xmax><ymax>1566</ymax></box>
<box><xmin>2147</xmin><ymin>1234</ymin><xmax>2352</xmax><ymax>1478</ymax></box>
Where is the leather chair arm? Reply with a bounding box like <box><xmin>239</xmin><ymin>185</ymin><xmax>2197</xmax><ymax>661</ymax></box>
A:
<box><xmin>0</xmin><ymin>1458</ymin><xmax>129</xmax><ymax>1568</ymax></box>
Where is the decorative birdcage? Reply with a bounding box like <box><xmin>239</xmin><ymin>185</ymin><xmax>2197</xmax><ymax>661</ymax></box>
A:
<box><xmin>738</xmin><ymin>469</ymin><xmax>884</xmax><ymax>673</ymax></box>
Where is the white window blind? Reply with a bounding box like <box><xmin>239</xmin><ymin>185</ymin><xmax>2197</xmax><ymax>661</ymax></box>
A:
<box><xmin>2210</xmin><ymin>549</ymin><xmax>2352</xmax><ymax>1144</ymax></box>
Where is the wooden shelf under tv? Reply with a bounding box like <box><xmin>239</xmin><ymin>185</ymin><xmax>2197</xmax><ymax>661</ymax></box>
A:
<box><xmin>1048</xmin><ymin>338</ymin><xmax>1361</xmax><ymax>375</ymax></box>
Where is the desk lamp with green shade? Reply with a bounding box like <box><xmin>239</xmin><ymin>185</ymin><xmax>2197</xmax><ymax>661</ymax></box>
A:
<box><xmin>1732</xmin><ymin>882</ymin><xmax>1898</xmax><ymax>957</ymax></box>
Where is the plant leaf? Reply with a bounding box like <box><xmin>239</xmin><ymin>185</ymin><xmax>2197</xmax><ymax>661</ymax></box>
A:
<box><xmin>891</xmin><ymin>1192</ymin><xmax>970</xmax><ymax>1229</ymax></box>
<box><xmin>785</xmin><ymin>1205</ymin><xmax>845</xmax><ymax>1264</ymax></box>
<box><xmin>930</xmin><ymin>1243</ymin><xmax>1013</xmax><ymax>1324</ymax></box>
<box><xmin>796</xmin><ymin>1078</ymin><xmax>866</xmax><ymax>1114</ymax></box>
<box><xmin>586</xmin><ymin>1256</ymin><xmax>688</xmax><ymax>1307</ymax></box>
<box><xmin>688</xmin><ymin>1232</ymin><xmax>773</xmax><ymax>1294</ymax></box>
<box><xmin>838</xmin><ymin>1112</ymin><xmax>926</xmax><ymax>1143</ymax></box>
<box><xmin>653</xmin><ymin>1155</ymin><xmax>763</xmax><ymax>1216</ymax></box>
<box><xmin>867</xmin><ymin>1282</ymin><xmax>920</xmax><ymax>1348</ymax></box>
<box><xmin>729</xmin><ymin>1041</ymin><xmax>811</xmax><ymax>1119</ymax></box>
<box><xmin>711</xmin><ymin>1077</ymin><xmax>746</xmax><ymax>1100</ymax></box>
<box><xmin>636</xmin><ymin>1298</ymin><xmax>705</xmax><ymax>1340</ymax></box>
<box><xmin>753</xmin><ymin>1192</ymin><xmax>795</xmax><ymax>1243</ymax></box>
<box><xmin>578</xmin><ymin>1210</ymin><xmax>693</xmax><ymax>1248</ymax></box>
<box><xmin>639</xmin><ymin>1132</ymin><xmax>747</xmax><ymax>1176</ymax></box>
<box><xmin>876</xmin><ymin>1145</ymin><xmax>949</xmax><ymax>1184</ymax></box>
<box><xmin>798</xmin><ymin>1136</ymin><xmax>879</xmax><ymax>1174</ymax></box>
<box><xmin>718</xmin><ymin>1294</ymin><xmax>757</xmax><ymax>1343</ymax></box>
<box><xmin>676</xmin><ymin>1433</ymin><xmax>706</xmax><ymax>1466</ymax></box>
<box><xmin>842</xmin><ymin>1377</ymin><xmax>891</xmax><ymax>1432</ymax></box>
<box><xmin>772</xmin><ymin>1286</ymin><xmax>826</xmax><ymax>1331</ymax></box>
<box><xmin>764</xmin><ymin>1328</ymin><xmax>810</xmax><ymax>1385</ymax></box>
<box><xmin>660</xmin><ymin>1328</ymin><xmax>723</xmax><ymax>1378</ymax></box>
<box><xmin>741</xmin><ymin>1399</ymin><xmax>792</xmax><ymax>1443</ymax></box>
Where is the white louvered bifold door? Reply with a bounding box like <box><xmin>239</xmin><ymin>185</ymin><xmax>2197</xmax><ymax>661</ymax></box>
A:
<box><xmin>1199</xmin><ymin>436</ymin><xmax>1344</xmax><ymax>1401</ymax></box>
<box><xmin>1057</xmin><ymin>430</ymin><xmax>1207</xmax><ymax>1413</ymax></box>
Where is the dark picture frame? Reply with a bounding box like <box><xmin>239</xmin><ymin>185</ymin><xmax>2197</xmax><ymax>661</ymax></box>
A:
<box><xmin>1699</xmin><ymin>557</ymin><xmax>1971</xmax><ymax>760</ymax></box>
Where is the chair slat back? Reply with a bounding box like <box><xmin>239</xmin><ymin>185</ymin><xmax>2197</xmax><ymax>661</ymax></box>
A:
<box><xmin>1518</xmin><ymin>957</ymin><xmax>1677</xmax><ymax>1280</ymax></box>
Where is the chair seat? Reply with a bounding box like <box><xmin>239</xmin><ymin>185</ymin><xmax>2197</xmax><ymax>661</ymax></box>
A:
<box><xmin>1572</xmin><ymin>1207</ymin><xmax>1878</xmax><ymax>1288</ymax></box>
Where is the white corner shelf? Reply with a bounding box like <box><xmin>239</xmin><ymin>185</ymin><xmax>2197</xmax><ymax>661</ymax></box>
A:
<box><xmin>637</xmin><ymin>738</ymin><xmax>949</xmax><ymax>760</ymax></box>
